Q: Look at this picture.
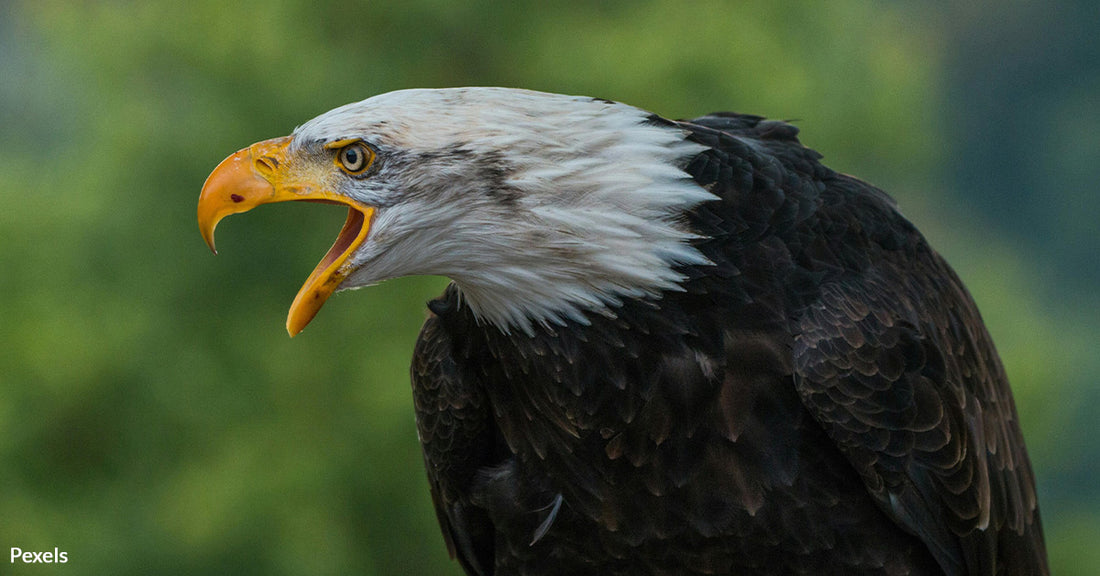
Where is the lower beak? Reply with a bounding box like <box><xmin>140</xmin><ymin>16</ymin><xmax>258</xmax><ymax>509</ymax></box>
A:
<box><xmin>197</xmin><ymin>136</ymin><xmax>375</xmax><ymax>336</ymax></box>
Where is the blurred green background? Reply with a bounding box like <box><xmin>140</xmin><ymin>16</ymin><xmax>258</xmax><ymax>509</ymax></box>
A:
<box><xmin>2</xmin><ymin>1</ymin><xmax>1096</xmax><ymax>574</ymax></box>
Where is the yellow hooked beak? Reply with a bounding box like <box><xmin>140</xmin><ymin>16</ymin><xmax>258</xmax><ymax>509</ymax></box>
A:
<box><xmin>197</xmin><ymin>136</ymin><xmax>375</xmax><ymax>336</ymax></box>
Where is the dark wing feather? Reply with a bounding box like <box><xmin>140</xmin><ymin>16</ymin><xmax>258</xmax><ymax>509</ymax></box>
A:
<box><xmin>789</xmin><ymin>187</ymin><xmax>1048</xmax><ymax>576</ymax></box>
<box><xmin>411</xmin><ymin>304</ymin><xmax>498</xmax><ymax>576</ymax></box>
<box><xmin>687</xmin><ymin>112</ymin><xmax>805</xmax><ymax>144</ymax></box>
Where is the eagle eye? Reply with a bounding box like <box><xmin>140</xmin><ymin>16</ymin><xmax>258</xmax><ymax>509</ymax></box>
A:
<box><xmin>337</xmin><ymin>142</ymin><xmax>373</xmax><ymax>175</ymax></box>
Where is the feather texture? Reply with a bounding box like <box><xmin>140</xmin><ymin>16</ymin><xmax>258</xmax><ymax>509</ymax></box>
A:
<box><xmin>404</xmin><ymin>100</ymin><xmax>1047</xmax><ymax>575</ymax></box>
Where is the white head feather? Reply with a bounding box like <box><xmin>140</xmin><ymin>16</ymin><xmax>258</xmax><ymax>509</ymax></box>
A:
<box><xmin>292</xmin><ymin>87</ymin><xmax>716</xmax><ymax>334</ymax></box>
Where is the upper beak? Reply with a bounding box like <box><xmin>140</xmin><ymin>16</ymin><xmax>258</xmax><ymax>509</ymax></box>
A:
<box><xmin>198</xmin><ymin>136</ymin><xmax>375</xmax><ymax>336</ymax></box>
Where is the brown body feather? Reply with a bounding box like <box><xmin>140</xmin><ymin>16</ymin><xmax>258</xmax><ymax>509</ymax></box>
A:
<box><xmin>410</xmin><ymin>113</ymin><xmax>1047</xmax><ymax>575</ymax></box>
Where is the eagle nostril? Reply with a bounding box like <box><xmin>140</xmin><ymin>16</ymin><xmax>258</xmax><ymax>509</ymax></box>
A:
<box><xmin>254</xmin><ymin>155</ymin><xmax>279</xmax><ymax>176</ymax></box>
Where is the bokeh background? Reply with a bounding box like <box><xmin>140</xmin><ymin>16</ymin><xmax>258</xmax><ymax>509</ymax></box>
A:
<box><xmin>2</xmin><ymin>1</ymin><xmax>1096</xmax><ymax>574</ymax></box>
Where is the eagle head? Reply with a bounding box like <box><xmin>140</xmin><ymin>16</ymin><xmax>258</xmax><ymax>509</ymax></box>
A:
<box><xmin>198</xmin><ymin>88</ymin><xmax>714</xmax><ymax>336</ymax></box>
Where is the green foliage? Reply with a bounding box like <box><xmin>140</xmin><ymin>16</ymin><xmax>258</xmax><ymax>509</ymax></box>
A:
<box><xmin>1</xmin><ymin>1</ymin><xmax>1094</xmax><ymax>574</ymax></box>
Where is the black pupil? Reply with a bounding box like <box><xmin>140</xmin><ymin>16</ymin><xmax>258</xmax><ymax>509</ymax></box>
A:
<box><xmin>344</xmin><ymin>146</ymin><xmax>361</xmax><ymax>169</ymax></box>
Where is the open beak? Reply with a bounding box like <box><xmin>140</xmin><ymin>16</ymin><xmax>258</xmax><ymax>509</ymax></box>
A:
<box><xmin>198</xmin><ymin>136</ymin><xmax>375</xmax><ymax>336</ymax></box>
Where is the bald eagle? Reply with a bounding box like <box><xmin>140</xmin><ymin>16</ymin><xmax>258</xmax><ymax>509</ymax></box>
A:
<box><xmin>198</xmin><ymin>88</ymin><xmax>1047</xmax><ymax>575</ymax></box>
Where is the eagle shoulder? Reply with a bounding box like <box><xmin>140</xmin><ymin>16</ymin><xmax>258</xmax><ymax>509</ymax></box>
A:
<box><xmin>789</xmin><ymin>177</ymin><xmax>1048</xmax><ymax>576</ymax></box>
